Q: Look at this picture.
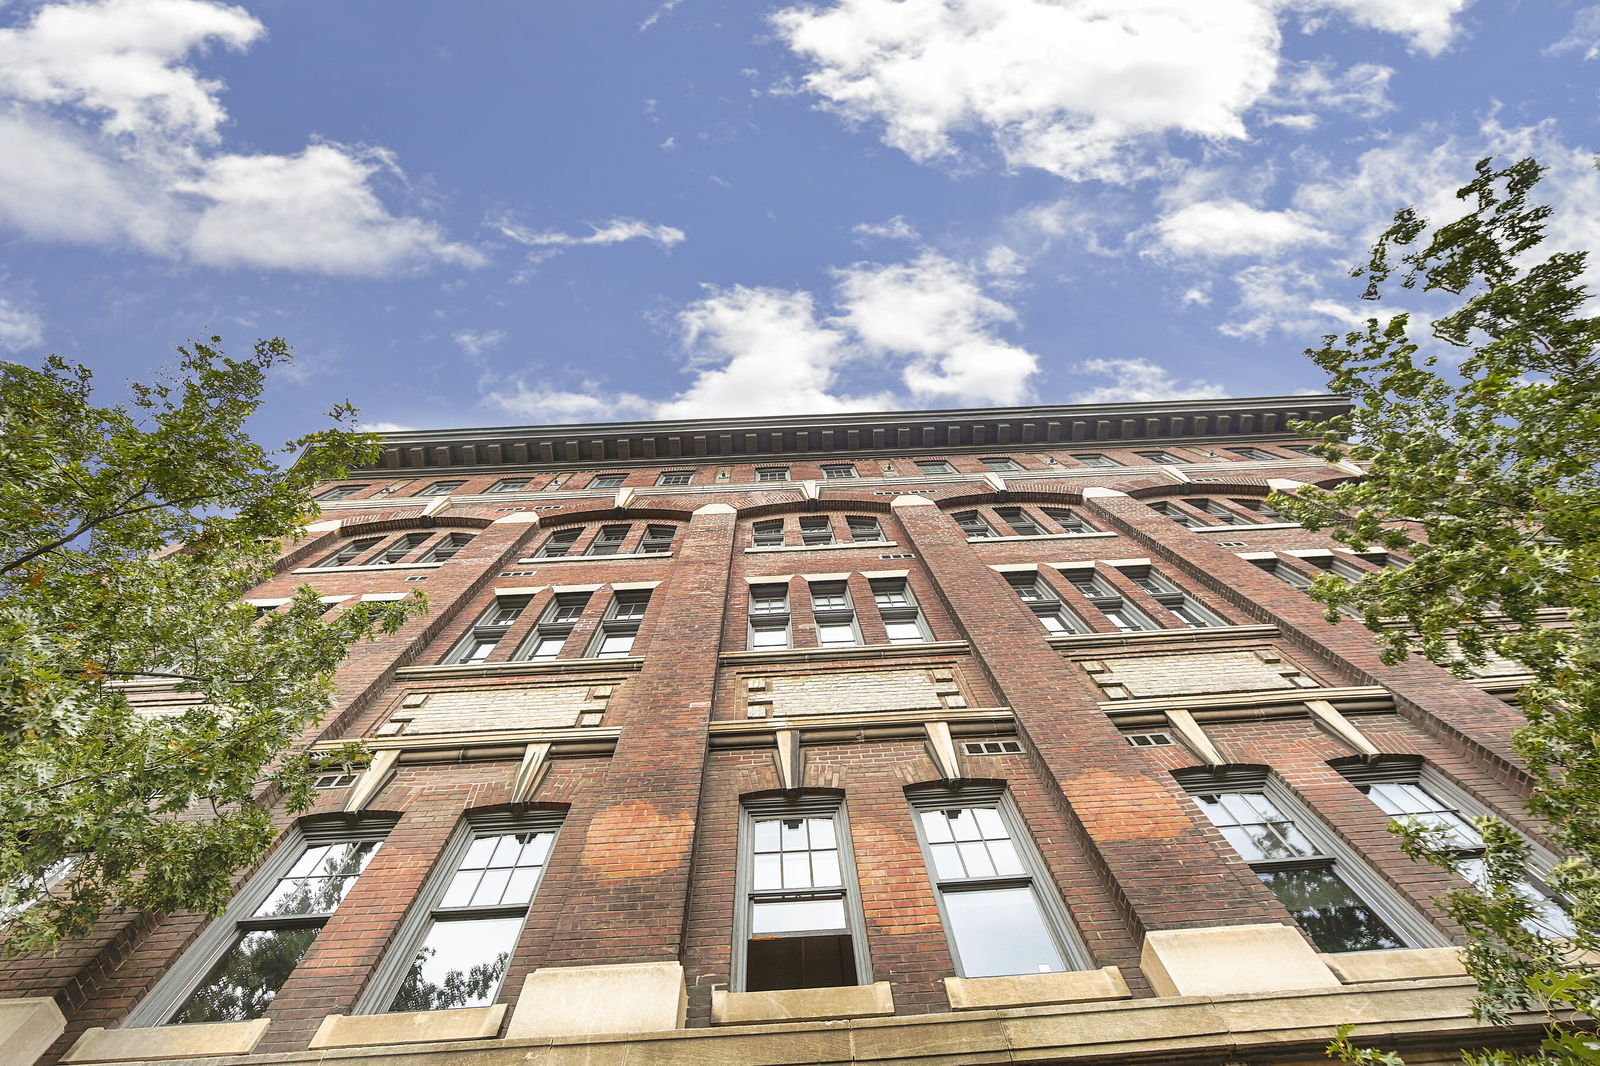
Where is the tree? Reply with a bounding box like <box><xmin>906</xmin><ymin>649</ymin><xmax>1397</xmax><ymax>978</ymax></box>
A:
<box><xmin>0</xmin><ymin>337</ymin><xmax>424</xmax><ymax>954</ymax></box>
<box><xmin>1268</xmin><ymin>159</ymin><xmax>1600</xmax><ymax>1064</ymax></box>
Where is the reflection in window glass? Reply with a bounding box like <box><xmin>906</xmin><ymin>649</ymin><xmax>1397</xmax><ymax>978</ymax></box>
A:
<box><xmin>944</xmin><ymin>887</ymin><xmax>1064</xmax><ymax>977</ymax></box>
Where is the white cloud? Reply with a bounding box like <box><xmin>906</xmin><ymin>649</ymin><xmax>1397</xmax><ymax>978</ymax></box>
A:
<box><xmin>0</xmin><ymin>295</ymin><xmax>44</xmax><ymax>352</ymax></box>
<box><xmin>1151</xmin><ymin>199</ymin><xmax>1333</xmax><ymax>258</ymax></box>
<box><xmin>852</xmin><ymin>215</ymin><xmax>920</xmax><ymax>241</ymax></box>
<box><xmin>452</xmin><ymin>328</ymin><xmax>506</xmax><ymax>357</ymax></box>
<box><xmin>639</xmin><ymin>0</ymin><xmax>684</xmax><ymax>32</ymax></box>
<box><xmin>1269</xmin><ymin>60</ymin><xmax>1393</xmax><ymax>121</ymax></box>
<box><xmin>1549</xmin><ymin>6</ymin><xmax>1600</xmax><ymax>59</ymax></box>
<box><xmin>358</xmin><ymin>421</ymin><xmax>417</xmax><ymax>433</ymax></box>
<box><xmin>1219</xmin><ymin>262</ymin><xmax>1376</xmax><ymax>339</ymax></box>
<box><xmin>495</xmin><ymin>216</ymin><xmax>685</xmax><ymax>249</ymax></box>
<box><xmin>484</xmin><ymin>382</ymin><xmax>656</xmax><ymax>424</ymax></box>
<box><xmin>772</xmin><ymin>0</ymin><xmax>1471</xmax><ymax>182</ymax></box>
<box><xmin>0</xmin><ymin>0</ymin><xmax>476</xmax><ymax>275</ymax></box>
<box><xmin>1071</xmin><ymin>358</ymin><xmax>1226</xmax><ymax>403</ymax></box>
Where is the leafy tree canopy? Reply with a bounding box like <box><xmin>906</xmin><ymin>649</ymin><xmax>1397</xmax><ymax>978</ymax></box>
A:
<box><xmin>0</xmin><ymin>337</ymin><xmax>423</xmax><ymax>954</ymax></box>
<box><xmin>1271</xmin><ymin>159</ymin><xmax>1600</xmax><ymax>1064</ymax></box>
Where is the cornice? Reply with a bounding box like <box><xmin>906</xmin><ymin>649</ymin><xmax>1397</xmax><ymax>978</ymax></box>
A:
<box><xmin>351</xmin><ymin>395</ymin><xmax>1349</xmax><ymax>474</ymax></box>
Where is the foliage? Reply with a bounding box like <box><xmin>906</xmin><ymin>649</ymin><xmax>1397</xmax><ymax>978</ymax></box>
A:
<box><xmin>1278</xmin><ymin>159</ymin><xmax>1600</xmax><ymax>1065</ymax></box>
<box><xmin>0</xmin><ymin>337</ymin><xmax>424</xmax><ymax>954</ymax></box>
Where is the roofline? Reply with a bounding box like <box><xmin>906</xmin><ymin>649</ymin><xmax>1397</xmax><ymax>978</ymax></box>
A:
<box><xmin>352</xmin><ymin>395</ymin><xmax>1349</xmax><ymax>474</ymax></box>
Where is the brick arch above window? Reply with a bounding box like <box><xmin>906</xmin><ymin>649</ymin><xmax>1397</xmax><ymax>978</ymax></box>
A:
<box><xmin>932</xmin><ymin>486</ymin><xmax>1088</xmax><ymax>512</ymax></box>
<box><xmin>338</xmin><ymin>514</ymin><xmax>494</xmax><ymax>538</ymax></box>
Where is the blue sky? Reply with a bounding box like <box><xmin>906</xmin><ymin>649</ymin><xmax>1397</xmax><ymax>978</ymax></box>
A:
<box><xmin>2</xmin><ymin>0</ymin><xmax>1598</xmax><ymax>446</ymax></box>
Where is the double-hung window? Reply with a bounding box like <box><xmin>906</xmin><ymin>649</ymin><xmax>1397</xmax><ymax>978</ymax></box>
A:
<box><xmin>376</xmin><ymin>532</ymin><xmax>431</xmax><ymax>564</ymax></box>
<box><xmin>994</xmin><ymin>507</ymin><xmax>1045</xmax><ymax>537</ymax></box>
<box><xmin>517</xmin><ymin>593</ymin><xmax>589</xmax><ymax>659</ymax></box>
<box><xmin>656</xmin><ymin>470</ymin><xmax>693</xmax><ymax>486</ymax></box>
<box><xmin>1005</xmin><ymin>573</ymin><xmax>1087</xmax><ymax>634</ymax></box>
<box><xmin>1120</xmin><ymin>566</ymin><xmax>1223</xmax><ymax>627</ymax></box>
<box><xmin>446</xmin><ymin>596</ymin><xmax>530</xmax><ymax>664</ymax></box>
<box><xmin>1339</xmin><ymin>761</ymin><xmax>1571</xmax><ymax>937</ymax></box>
<box><xmin>1182</xmin><ymin>773</ymin><xmax>1437</xmax><ymax>953</ymax></box>
<box><xmin>1228</xmin><ymin>447</ymin><xmax>1278</xmax><ymax>460</ymax></box>
<box><xmin>315</xmin><ymin>484</ymin><xmax>367</xmax><ymax>501</ymax></box>
<box><xmin>128</xmin><ymin>821</ymin><xmax>390</xmax><ymax>1026</ymax></box>
<box><xmin>316</xmin><ymin>536</ymin><xmax>382</xmax><ymax>568</ymax></box>
<box><xmin>1182</xmin><ymin>498</ymin><xmax>1238</xmax><ymax>523</ymax></box>
<box><xmin>591</xmin><ymin>590</ymin><xmax>649</xmax><ymax>657</ymax></box>
<box><xmin>981</xmin><ymin>457</ymin><xmax>1022</xmax><ymax>472</ymax></box>
<box><xmin>589</xmin><ymin>474</ymin><xmax>625</xmax><ymax>490</ymax></box>
<box><xmin>639</xmin><ymin>525</ymin><xmax>676</xmax><ymax>554</ymax></box>
<box><xmin>909</xmin><ymin>789</ymin><xmax>1086</xmax><ymax>978</ymax></box>
<box><xmin>360</xmin><ymin>814</ymin><xmax>561</xmax><ymax>1014</ymax></box>
<box><xmin>821</xmin><ymin>464</ymin><xmax>856</xmax><ymax>479</ymax></box>
<box><xmin>735</xmin><ymin>796</ymin><xmax>870</xmax><ymax>992</ymax></box>
<box><xmin>915</xmin><ymin>459</ymin><xmax>955</xmax><ymax>475</ymax></box>
<box><xmin>486</xmin><ymin>478</ymin><xmax>531</xmax><ymax>494</ymax></box>
<box><xmin>953</xmin><ymin>510</ymin><xmax>997</xmax><ymax>538</ymax></box>
<box><xmin>1042</xmin><ymin>507</ymin><xmax>1095</xmax><ymax>533</ymax></box>
<box><xmin>870</xmin><ymin>578</ymin><xmax>929</xmax><ymax>644</ymax></box>
<box><xmin>1251</xmin><ymin>556</ymin><xmax>1314</xmax><ymax>590</ymax></box>
<box><xmin>1148</xmin><ymin>501</ymin><xmax>1206</xmax><ymax>528</ymax></box>
<box><xmin>1072</xmin><ymin>453</ymin><xmax>1117</xmax><ymax>468</ymax></box>
<box><xmin>749</xmin><ymin>584</ymin><xmax>792</xmax><ymax>650</ymax></box>
<box><xmin>1235</xmin><ymin>498</ymin><xmax>1289</xmax><ymax>522</ymax></box>
<box><xmin>421</xmin><ymin>533</ymin><xmax>474</xmax><ymax>563</ymax></box>
<box><xmin>535</xmin><ymin>529</ymin><xmax>581</xmax><ymax>558</ymax></box>
<box><xmin>757</xmin><ymin>466</ymin><xmax>790</xmax><ymax>482</ymax></box>
<box><xmin>417</xmin><ymin>480</ymin><xmax>466</xmax><ymax>497</ymax></box>
<box><xmin>798</xmin><ymin>517</ymin><xmax>834</xmax><ymax>546</ymax></box>
<box><xmin>752</xmin><ymin>519</ymin><xmax>785</xmax><ymax>547</ymax></box>
<box><xmin>845</xmin><ymin>516</ymin><xmax>882</xmax><ymax>542</ymax></box>
<box><xmin>809</xmin><ymin>581</ymin><xmax>859</xmax><ymax>647</ymax></box>
<box><xmin>1136</xmin><ymin>451</ymin><xmax>1185</xmax><ymax>466</ymax></box>
<box><xmin>587</xmin><ymin>525</ymin><xmax>629</xmax><ymax>556</ymax></box>
<box><xmin>1062</xmin><ymin>568</ymin><xmax>1157</xmax><ymax>632</ymax></box>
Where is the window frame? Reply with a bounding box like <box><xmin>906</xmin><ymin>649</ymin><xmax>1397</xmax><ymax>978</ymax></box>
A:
<box><xmin>748</xmin><ymin>583</ymin><xmax>792</xmax><ymax>650</ymax></box>
<box><xmin>656</xmin><ymin>470</ymin><xmax>693</xmax><ymax>486</ymax></box>
<box><xmin>808</xmin><ymin>580</ymin><xmax>859</xmax><ymax>647</ymax></box>
<box><xmin>820</xmin><ymin>463</ymin><xmax>857</xmax><ymax>479</ymax></box>
<box><xmin>485</xmin><ymin>478</ymin><xmax>532</xmax><ymax>494</ymax></box>
<box><xmin>375</xmin><ymin>532</ymin><xmax>432</xmax><ymax>565</ymax></box>
<box><xmin>1071</xmin><ymin>453</ymin><xmax>1118</xmax><ymax>468</ymax></box>
<box><xmin>1135</xmin><ymin>451</ymin><xmax>1186</xmax><ymax>466</ymax></box>
<box><xmin>639</xmin><ymin>525</ymin><xmax>676</xmax><ymax>554</ymax></box>
<box><xmin>420</xmin><ymin>532</ymin><xmax>474</xmax><ymax>564</ymax></box>
<box><xmin>588</xmin><ymin>474</ymin><xmax>626</xmax><ymax>491</ymax></box>
<box><xmin>515</xmin><ymin>592</ymin><xmax>591</xmax><ymax>659</ymax></box>
<box><xmin>125</xmin><ymin>819</ymin><xmax>394</xmax><ymax>1027</ymax></box>
<box><xmin>914</xmin><ymin>459</ymin><xmax>955</xmax><ymax>475</ymax></box>
<box><xmin>980</xmin><ymin>457</ymin><xmax>1022</xmax><ymax>472</ymax></box>
<box><xmin>314</xmin><ymin>536</ymin><xmax>384</xmax><ymax>568</ymax></box>
<box><xmin>534</xmin><ymin>529</ymin><xmax>581</xmax><ymax>558</ymax></box>
<box><xmin>1005</xmin><ymin>572</ymin><xmax>1088</xmax><ymax>635</ymax></box>
<box><xmin>416</xmin><ymin>480</ymin><xmax>467</xmax><ymax>497</ymax></box>
<box><xmin>1041</xmin><ymin>507</ymin><xmax>1095</xmax><ymax>534</ymax></box>
<box><xmin>993</xmin><ymin>506</ymin><xmax>1045</xmax><ymax>537</ymax></box>
<box><xmin>870</xmin><ymin>578</ymin><xmax>930</xmax><ymax>644</ymax></box>
<box><xmin>1117</xmin><ymin>565</ymin><xmax>1225</xmax><ymax>628</ymax></box>
<box><xmin>906</xmin><ymin>787</ymin><xmax>1090</xmax><ymax>979</ymax></box>
<box><xmin>353</xmin><ymin>811</ymin><xmax>563</xmax><ymax>1015</ymax></box>
<box><xmin>756</xmin><ymin>466</ymin><xmax>790</xmax><ymax>482</ymax></box>
<box><xmin>444</xmin><ymin>595</ymin><xmax>531</xmax><ymax>665</ymax></box>
<box><xmin>732</xmin><ymin>794</ymin><xmax>872</xmax><ymax>993</ymax></box>
<box><xmin>588</xmin><ymin>590</ymin><xmax>650</xmax><ymax>657</ymax></box>
<box><xmin>952</xmin><ymin>510</ymin><xmax>997</xmax><ymax>538</ymax></box>
<box><xmin>315</xmin><ymin>484</ymin><xmax>368</xmax><ymax>502</ymax></box>
<box><xmin>798</xmin><ymin>516</ymin><xmax>835</xmax><ymax>546</ymax></box>
<box><xmin>1060</xmin><ymin>567</ymin><xmax>1159</xmax><ymax>632</ymax></box>
<box><xmin>845</xmin><ymin>516</ymin><xmax>883</xmax><ymax>543</ymax></box>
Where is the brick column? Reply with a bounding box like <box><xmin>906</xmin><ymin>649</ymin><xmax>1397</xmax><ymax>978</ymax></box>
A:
<box><xmin>534</xmin><ymin>503</ymin><xmax>737</xmax><ymax>966</ymax></box>
<box><xmin>1081</xmin><ymin>490</ymin><xmax>1533</xmax><ymax>792</ymax></box>
<box><xmin>889</xmin><ymin>495</ymin><xmax>1280</xmax><ymax>938</ymax></box>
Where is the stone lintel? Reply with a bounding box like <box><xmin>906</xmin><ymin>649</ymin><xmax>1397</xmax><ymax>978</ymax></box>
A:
<box><xmin>504</xmin><ymin>962</ymin><xmax>685</xmax><ymax>1039</ymax></box>
<box><xmin>944</xmin><ymin>966</ymin><xmax>1131</xmax><ymax>1010</ymax></box>
<box><xmin>309</xmin><ymin>1005</ymin><xmax>506</xmax><ymax>1048</ymax></box>
<box><xmin>61</xmin><ymin>1019</ymin><xmax>269</xmax><ymax>1063</ymax></box>
<box><xmin>711</xmin><ymin>981</ymin><xmax>894</xmax><ymax>1025</ymax></box>
<box><xmin>1140</xmin><ymin>923</ymin><xmax>1341</xmax><ymax>997</ymax></box>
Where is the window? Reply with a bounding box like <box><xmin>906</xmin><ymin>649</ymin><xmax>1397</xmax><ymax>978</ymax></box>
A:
<box><xmin>375</xmin><ymin>532</ymin><xmax>431</xmax><ymax>564</ymax></box>
<box><xmin>1340</xmin><ymin>762</ymin><xmax>1571</xmax><ymax>937</ymax></box>
<box><xmin>1183</xmin><ymin>774</ymin><xmax>1429</xmax><ymax>953</ymax></box>
<box><xmin>1182</xmin><ymin>498</ymin><xmax>1238</xmax><ymax>523</ymax></box>
<box><xmin>1072</xmin><ymin>453</ymin><xmax>1118</xmax><ymax>468</ymax></box>
<box><xmin>1235</xmin><ymin>498</ymin><xmax>1289</xmax><ymax>522</ymax></box>
<box><xmin>915</xmin><ymin>460</ymin><xmax>955</xmax><ymax>475</ymax></box>
<box><xmin>1005</xmin><ymin>573</ymin><xmax>1087</xmax><ymax>635</ymax></box>
<box><xmin>749</xmin><ymin>584</ymin><xmax>791</xmax><ymax>650</ymax></box>
<box><xmin>517</xmin><ymin>593</ymin><xmax>589</xmax><ymax>659</ymax></box>
<box><xmin>1285</xmin><ymin>444</ymin><xmax>1318</xmax><ymax>456</ymax></box>
<box><xmin>1042</xmin><ymin>507</ymin><xmax>1095</xmax><ymax>533</ymax></box>
<box><xmin>821</xmin><ymin>464</ymin><xmax>857</xmax><ymax>479</ymax></box>
<box><xmin>845</xmin><ymin>516</ymin><xmax>882</xmax><ymax>543</ymax></box>
<box><xmin>752</xmin><ymin>519</ymin><xmax>785</xmax><ymax>547</ymax></box>
<box><xmin>1148</xmin><ymin>500</ymin><xmax>1206</xmax><ymax>529</ymax></box>
<box><xmin>421</xmin><ymin>532</ymin><xmax>474</xmax><ymax>563</ymax></box>
<box><xmin>639</xmin><ymin>525</ymin><xmax>676</xmax><ymax>554</ymax></box>
<box><xmin>981</xmin><ymin>457</ymin><xmax>1022</xmax><ymax>472</ymax></box>
<box><xmin>798</xmin><ymin>516</ymin><xmax>835</xmax><ymax>546</ymax></box>
<box><xmin>485</xmin><ymin>478</ymin><xmax>531</xmax><ymax>494</ymax></box>
<box><xmin>1125</xmin><ymin>732</ymin><xmax>1173</xmax><ymax>747</ymax></box>
<box><xmin>1119</xmin><ymin>566</ymin><xmax>1223</xmax><ymax>627</ymax></box>
<box><xmin>1251</xmin><ymin>556</ymin><xmax>1314</xmax><ymax>591</ymax></box>
<box><xmin>1228</xmin><ymin>447</ymin><xmax>1279</xmax><ymax>460</ymax></box>
<box><xmin>736</xmin><ymin>796</ymin><xmax>870</xmax><ymax>992</ymax></box>
<box><xmin>757</xmin><ymin>466</ymin><xmax>790</xmax><ymax>482</ymax></box>
<box><xmin>315</xmin><ymin>484</ymin><xmax>367</xmax><ymax>501</ymax></box>
<box><xmin>870</xmin><ymin>578</ymin><xmax>929</xmax><ymax>644</ymax></box>
<box><xmin>313</xmin><ymin>773</ymin><xmax>359</xmax><ymax>789</ymax></box>
<box><xmin>417</xmin><ymin>480</ymin><xmax>466</xmax><ymax>496</ymax></box>
<box><xmin>1</xmin><ymin>856</ymin><xmax>78</xmax><ymax>925</ymax></box>
<box><xmin>994</xmin><ymin>507</ymin><xmax>1045</xmax><ymax>537</ymax></box>
<box><xmin>589</xmin><ymin>474</ymin><xmax>625</xmax><ymax>490</ymax></box>
<box><xmin>809</xmin><ymin>581</ymin><xmax>859</xmax><ymax>647</ymax></box>
<box><xmin>656</xmin><ymin>471</ymin><xmax>693</xmax><ymax>486</ymax></box>
<box><xmin>129</xmin><ymin>822</ymin><xmax>390</xmax><ymax>1026</ymax></box>
<box><xmin>1062</xmin><ymin>568</ymin><xmax>1157</xmax><ymax>632</ymax></box>
<box><xmin>953</xmin><ymin>510</ymin><xmax>997</xmax><ymax>538</ymax></box>
<box><xmin>535</xmin><ymin>529</ymin><xmax>581</xmax><ymax>558</ymax></box>
<box><xmin>586</xmin><ymin>525</ymin><xmax>629</xmax><ymax>556</ymax></box>
<box><xmin>909</xmin><ymin>789</ymin><xmax>1086</xmax><ymax>978</ymax></box>
<box><xmin>1135</xmin><ymin>451</ymin><xmax>1186</xmax><ymax>465</ymax></box>
<box><xmin>445</xmin><ymin>596</ymin><xmax>530</xmax><ymax>665</ymax></box>
<box><xmin>591</xmin><ymin>590</ymin><xmax>649</xmax><ymax>657</ymax></box>
<box><xmin>361</xmin><ymin>814</ymin><xmax>560</xmax><ymax>1014</ymax></box>
<box><xmin>315</xmin><ymin>536</ymin><xmax>382</xmax><ymax>568</ymax></box>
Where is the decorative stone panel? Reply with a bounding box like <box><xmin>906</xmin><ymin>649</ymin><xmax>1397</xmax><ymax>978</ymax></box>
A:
<box><xmin>1081</xmin><ymin>649</ymin><xmax>1316</xmax><ymax>700</ymax></box>
<box><xmin>743</xmin><ymin>667</ymin><xmax>962</xmax><ymax>719</ymax></box>
<box><xmin>383</xmin><ymin>682</ymin><xmax>618</xmax><ymax>735</ymax></box>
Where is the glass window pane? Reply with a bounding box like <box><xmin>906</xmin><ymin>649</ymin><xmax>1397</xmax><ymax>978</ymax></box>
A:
<box><xmin>751</xmin><ymin>897</ymin><xmax>847</xmax><ymax>935</ymax></box>
<box><xmin>948</xmin><ymin>809</ymin><xmax>982</xmax><ymax>842</ymax></box>
<box><xmin>779</xmin><ymin>819</ymin><xmax>808</xmax><ymax>849</ymax></box>
<box><xmin>461</xmin><ymin>837</ymin><xmax>498</xmax><ymax>869</ymax></box>
<box><xmin>929</xmin><ymin>842</ymin><xmax>965</xmax><ymax>879</ymax></box>
<box><xmin>782</xmin><ymin>851</ymin><xmax>812</xmax><ymax>888</ymax></box>
<box><xmin>1258</xmin><ymin>868</ymin><xmax>1403</xmax><ymax>952</ymax></box>
<box><xmin>987</xmin><ymin>838</ymin><xmax>1026</xmax><ymax>877</ymax></box>
<box><xmin>809</xmin><ymin>818</ymin><xmax>836</xmax><ymax>849</ymax></box>
<box><xmin>817</xmin><ymin>623</ymin><xmax>856</xmax><ymax>645</ymax></box>
<box><xmin>501</xmin><ymin>866</ymin><xmax>541</xmax><ymax>906</ymax></box>
<box><xmin>753</xmin><ymin>853</ymin><xmax>782</xmax><ymax>891</ymax></box>
<box><xmin>518</xmin><ymin>833</ymin><xmax>554</xmax><ymax>868</ymax></box>
<box><xmin>285</xmin><ymin>845</ymin><xmax>331</xmax><ymax>879</ymax></box>
<box><xmin>170</xmin><ymin>926</ymin><xmax>320</xmax><ymax>1023</ymax></box>
<box><xmin>944</xmin><ymin>887</ymin><xmax>1065</xmax><ymax>977</ymax></box>
<box><xmin>811</xmin><ymin>850</ymin><xmax>841</xmax><ymax>887</ymax></box>
<box><xmin>387</xmin><ymin>916</ymin><xmax>523</xmax><ymax>1012</ymax></box>
<box><xmin>470</xmin><ymin>868</ymin><xmax>513</xmax><ymax>907</ymax></box>
<box><xmin>973</xmin><ymin>808</ymin><xmax>1007</xmax><ymax>839</ymax></box>
<box><xmin>487</xmin><ymin>835</ymin><xmax>524</xmax><ymax>867</ymax></box>
<box><xmin>920</xmin><ymin>811</ymin><xmax>954</xmax><ymax>844</ymax></box>
<box><xmin>957</xmin><ymin>841</ymin><xmax>996</xmax><ymax>878</ymax></box>
<box><xmin>439</xmin><ymin>870</ymin><xmax>482</xmax><ymax>909</ymax></box>
<box><xmin>885</xmin><ymin>620</ymin><xmax>925</xmax><ymax>643</ymax></box>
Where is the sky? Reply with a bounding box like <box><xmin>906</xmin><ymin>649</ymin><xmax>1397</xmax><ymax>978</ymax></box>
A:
<box><xmin>2</xmin><ymin>0</ymin><xmax>1599</xmax><ymax>446</ymax></box>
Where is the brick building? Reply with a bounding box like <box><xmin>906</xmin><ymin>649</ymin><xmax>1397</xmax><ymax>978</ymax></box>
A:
<box><xmin>2</xmin><ymin>395</ymin><xmax>1558</xmax><ymax>1065</ymax></box>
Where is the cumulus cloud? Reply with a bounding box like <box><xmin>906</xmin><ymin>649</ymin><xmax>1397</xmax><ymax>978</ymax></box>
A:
<box><xmin>452</xmin><ymin>329</ymin><xmax>506</xmax><ymax>357</ymax></box>
<box><xmin>1072</xmin><ymin>358</ymin><xmax>1227</xmax><ymax>403</ymax></box>
<box><xmin>771</xmin><ymin>0</ymin><xmax>1470</xmax><ymax>182</ymax></box>
<box><xmin>1219</xmin><ymin>263</ymin><xmax>1376</xmax><ymax>339</ymax></box>
<box><xmin>495</xmin><ymin>216</ymin><xmax>686</xmax><ymax>249</ymax></box>
<box><xmin>1151</xmin><ymin>199</ymin><xmax>1333</xmax><ymax>258</ymax></box>
<box><xmin>358</xmin><ymin>421</ymin><xmax>418</xmax><ymax>433</ymax></box>
<box><xmin>483</xmin><ymin>382</ymin><xmax>656</xmax><ymax>424</ymax></box>
<box><xmin>0</xmin><ymin>0</ymin><xmax>477</xmax><ymax>275</ymax></box>
<box><xmin>852</xmin><ymin>215</ymin><xmax>920</xmax><ymax>242</ymax></box>
<box><xmin>0</xmin><ymin>295</ymin><xmax>44</xmax><ymax>352</ymax></box>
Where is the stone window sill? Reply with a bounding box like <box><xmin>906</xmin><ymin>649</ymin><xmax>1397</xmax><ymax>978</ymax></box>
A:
<box><xmin>745</xmin><ymin>541</ymin><xmax>896</xmax><ymax>554</ymax></box>
<box><xmin>310</xmin><ymin>1005</ymin><xmax>505</xmax><ymax>1049</ymax></box>
<box><xmin>63</xmin><ymin>1019</ymin><xmax>269</xmax><ymax>1063</ymax></box>
<box><xmin>711</xmin><ymin>981</ymin><xmax>894</xmax><ymax>1025</ymax></box>
<box><xmin>515</xmin><ymin>552</ymin><xmax>674</xmax><ymax>564</ymax></box>
<box><xmin>966</xmin><ymin>531</ymin><xmax>1115</xmax><ymax>544</ymax></box>
<box><xmin>944</xmin><ymin>966</ymin><xmax>1131</xmax><ymax>1010</ymax></box>
<box><xmin>1321</xmin><ymin>947</ymin><xmax>1465</xmax><ymax>984</ymax></box>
